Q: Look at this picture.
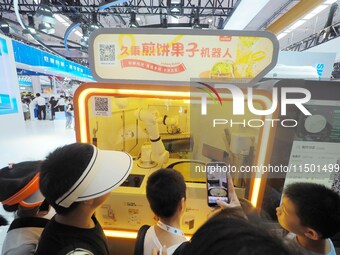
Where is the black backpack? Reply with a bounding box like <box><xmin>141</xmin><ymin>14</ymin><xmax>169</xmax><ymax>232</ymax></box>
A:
<box><xmin>133</xmin><ymin>225</ymin><xmax>189</xmax><ymax>255</ymax></box>
<box><xmin>8</xmin><ymin>217</ymin><xmax>49</xmax><ymax>232</ymax></box>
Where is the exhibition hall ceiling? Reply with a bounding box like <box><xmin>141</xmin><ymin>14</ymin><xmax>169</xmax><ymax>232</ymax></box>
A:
<box><xmin>0</xmin><ymin>0</ymin><xmax>339</xmax><ymax>64</ymax></box>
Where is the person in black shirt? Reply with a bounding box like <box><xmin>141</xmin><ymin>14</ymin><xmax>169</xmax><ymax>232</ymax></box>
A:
<box><xmin>35</xmin><ymin>143</ymin><xmax>133</xmax><ymax>255</ymax></box>
<box><xmin>49</xmin><ymin>96</ymin><xmax>58</xmax><ymax>120</ymax></box>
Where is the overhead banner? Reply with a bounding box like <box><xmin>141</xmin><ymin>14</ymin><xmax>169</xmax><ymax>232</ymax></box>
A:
<box><xmin>12</xmin><ymin>40</ymin><xmax>94</xmax><ymax>81</ymax></box>
<box><xmin>89</xmin><ymin>29</ymin><xmax>279</xmax><ymax>84</ymax></box>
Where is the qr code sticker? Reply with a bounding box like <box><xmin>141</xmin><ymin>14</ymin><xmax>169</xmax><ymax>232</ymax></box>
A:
<box><xmin>99</xmin><ymin>43</ymin><xmax>116</xmax><ymax>65</ymax></box>
<box><xmin>92</xmin><ymin>97</ymin><xmax>111</xmax><ymax>116</ymax></box>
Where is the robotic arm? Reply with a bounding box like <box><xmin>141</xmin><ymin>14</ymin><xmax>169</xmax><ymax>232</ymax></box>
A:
<box><xmin>135</xmin><ymin>108</ymin><xmax>173</xmax><ymax>166</ymax></box>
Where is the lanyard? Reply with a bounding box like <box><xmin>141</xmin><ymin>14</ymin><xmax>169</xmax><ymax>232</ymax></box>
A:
<box><xmin>157</xmin><ymin>221</ymin><xmax>184</xmax><ymax>237</ymax></box>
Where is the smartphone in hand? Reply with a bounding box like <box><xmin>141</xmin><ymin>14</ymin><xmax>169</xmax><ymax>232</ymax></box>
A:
<box><xmin>206</xmin><ymin>162</ymin><xmax>228</xmax><ymax>207</ymax></box>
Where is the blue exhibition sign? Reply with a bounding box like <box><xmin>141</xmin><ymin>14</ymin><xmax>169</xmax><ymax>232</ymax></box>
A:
<box><xmin>11</xmin><ymin>40</ymin><xmax>93</xmax><ymax>80</ymax></box>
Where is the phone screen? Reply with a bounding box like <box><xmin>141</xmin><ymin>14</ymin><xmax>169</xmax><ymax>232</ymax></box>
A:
<box><xmin>206</xmin><ymin>162</ymin><xmax>228</xmax><ymax>207</ymax></box>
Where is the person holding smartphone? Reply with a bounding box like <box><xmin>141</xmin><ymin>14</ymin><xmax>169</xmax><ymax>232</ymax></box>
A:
<box><xmin>152</xmin><ymin>173</ymin><xmax>244</xmax><ymax>255</ymax></box>
<box><xmin>206</xmin><ymin>162</ymin><xmax>230</xmax><ymax>207</ymax></box>
<box><xmin>208</xmin><ymin>172</ymin><xmax>243</xmax><ymax>219</ymax></box>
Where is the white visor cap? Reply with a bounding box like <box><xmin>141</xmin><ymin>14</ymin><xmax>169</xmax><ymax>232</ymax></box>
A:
<box><xmin>56</xmin><ymin>145</ymin><xmax>133</xmax><ymax>208</ymax></box>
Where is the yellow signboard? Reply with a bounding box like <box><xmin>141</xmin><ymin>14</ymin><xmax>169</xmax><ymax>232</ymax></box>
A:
<box><xmin>89</xmin><ymin>29</ymin><xmax>279</xmax><ymax>84</ymax></box>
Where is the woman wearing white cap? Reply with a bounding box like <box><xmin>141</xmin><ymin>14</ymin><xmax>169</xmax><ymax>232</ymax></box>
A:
<box><xmin>35</xmin><ymin>143</ymin><xmax>133</xmax><ymax>255</ymax></box>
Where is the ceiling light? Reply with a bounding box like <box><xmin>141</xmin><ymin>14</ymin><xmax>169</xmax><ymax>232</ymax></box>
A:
<box><xmin>34</xmin><ymin>0</ymin><xmax>55</xmax><ymax>24</ymax></box>
<box><xmin>303</xmin><ymin>13</ymin><xmax>318</xmax><ymax>20</ymax></box>
<box><xmin>324</xmin><ymin>0</ymin><xmax>337</xmax><ymax>4</ymax></box>
<box><xmin>311</xmin><ymin>5</ymin><xmax>329</xmax><ymax>15</ymax></box>
<box><xmin>89</xmin><ymin>23</ymin><xmax>100</xmax><ymax>31</ymax></box>
<box><xmin>55</xmin><ymin>14</ymin><xmax>70</xmax><ymax>26</ymax></box>
<box><xmin>167</xmin><ymin>0</ymin><xmax>184</xmax><ymax>15</ymax></box>
<box><xmin>288</xmin><ymin>19</ymin><xmax>306</xmax><ymax>30</ymax></box>
<box><xmin>0</xmin><ymin>17</ymin><xmax>10</xmax><ymax>35</ymax></box>
<box><xmin>23</xmin><ymin>15</ymin><xmax>37</xmax><ymax>35</ymax></box>
<box><xmin>75</xmin><ymin>30</ymin><xmax>83</xmax><ymax>37</ymax></box>
<box><xmin>277</xmin><ymin>32</ymin><xmax>288</xmax><ymax>40</ymax></box>
<box><xmin>38</xmin><ymin>21</ymin><xmax>55</xmax><ymax>34</ymax></box>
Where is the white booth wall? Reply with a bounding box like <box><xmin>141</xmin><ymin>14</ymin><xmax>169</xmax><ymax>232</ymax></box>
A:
<box><xmin>306</xmin><ymin>36</ymin><xmax>340</xmax><ymax>62</ymax></box>
<box><xmin>0</xmin><ymin>34</ymin><xmax>25</xmax><ymax>136</ymax></box>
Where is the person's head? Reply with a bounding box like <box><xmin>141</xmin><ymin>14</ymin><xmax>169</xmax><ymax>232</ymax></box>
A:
<box><xmin>50</xmin><ymin>96</ymin><xmax>55</xmax><ymax>100</ymax></box>
<box><xmin>277</xmin><ymin>182</ymin><xmax>340</xmax><ymax>240</ymax></box>
<box><xmin>0</xmin><ymin>161</ymin><xmax>46</xmax><ymax>216</ymax></box>
<box><xmin>183</xmin><ymin>212</ymin><xmax>300</xmax><ymax>255</ymax></box>
<box><xmin>146</xmin><ymin>168</ymin><xmax>186</xmax><ymax>219</ymax></box>
<box><xmin>36</xmin><ymin>93</ymin><xmax>40</xmax><ymax>97</ymax></box>
<box><xmin>39</xmin><ymin>143</ymin><xmax>132</xmax><ymax>215</ymax></box>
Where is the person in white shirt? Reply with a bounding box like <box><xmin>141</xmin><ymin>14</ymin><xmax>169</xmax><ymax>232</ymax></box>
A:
<box><xmin>143</xmin><ymin>169</ymin><xmax>187</xmax><ymax>255</ymax></box>
<box><xmin>32</xmin><ymin>93</ymin><xmax>46</xmax><ymax>120</ymax></box>
<box><xmin>55</xmin><ymin>95</ymin><xmax>66</xmax><ymax>112</ymax></box>
<box><xmin>22</xmin><ymin>99</ymin><xmax>30</xmax><ymax>120</ymax></box>
<box><xmin>276</xmin><ymin>182</ymin><xmax>340</xmax><ymax>255</ymax></box>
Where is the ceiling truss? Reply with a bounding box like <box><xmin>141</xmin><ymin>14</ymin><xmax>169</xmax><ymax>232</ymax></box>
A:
<box><xmin>0</xmin><ymin>0</ymin><xmax>236</xmax><ymax>18</ymax></box>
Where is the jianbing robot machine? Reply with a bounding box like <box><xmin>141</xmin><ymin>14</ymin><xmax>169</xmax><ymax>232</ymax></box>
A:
<box><xmin>73</xmin><ymin>28</ymin><xmax>283</xmax><ymax>239</ymax></box>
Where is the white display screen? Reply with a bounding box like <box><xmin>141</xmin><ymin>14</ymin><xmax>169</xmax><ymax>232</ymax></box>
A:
<box><xmin>285</xmin><ymin>100</ymin><xmax>340</xmax><ymax>194</ymax></box>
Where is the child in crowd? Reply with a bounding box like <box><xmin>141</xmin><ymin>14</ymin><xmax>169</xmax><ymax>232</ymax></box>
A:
<box><xmin>277</xmin><ymin>182</ymin><xmax>340</xmax><ymax>255</ymax></box>
<box><xmin>153</xmin><ymin>174</ymin><xmax>299</xmax><ymax>255</ymax></box>
<box><xmin>35</xmin><ymin>143</ymin><xmax>133</xmax><ymax>255</ymax></box>
<box><xmin>181</xmin><ymin>211</ymin><xmax>301</xmax><ymax>255</ymax></box>
<box><xmin>143</xmin><ymin>169</ymin><xmax>188</xmax><ymax>255</ymax></box>
<box><xmin>0</xmin><ymin>161</ymin><xmax>51</xmax><ymax>255</ymax></box>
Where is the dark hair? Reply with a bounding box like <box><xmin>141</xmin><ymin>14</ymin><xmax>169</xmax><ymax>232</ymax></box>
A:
<box><xmin>39</xmin><ymin>143</ymin><xmax>93</xmax><ymax>215</ymax></box>
<box><xmin>36</xmin><ymin>93</ymin><xmax>40</xmax><ymax>97</ymax></box>
<box><xmin>0</xmin><ymin>215</ymin><xmax>8</xmax><ymax>226</ymax></box>
<box><xmin>3</xmin><ymin>204</ymin><xmax>19</xmax><ymax>212</ymax></box>
<box><xmin>183</xmin><ymin>214</ymin><xmax>300</xmax><ymax>255</ymax></box>
<box><xmin>284</xmin><ymin>182</ymin><xmax>340</xmax><ymax>238</ymax></box>
<box><xmin>146</xmin><ymin>168</ymin><xmax>186</xmax><ymax>218</ymax></box>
